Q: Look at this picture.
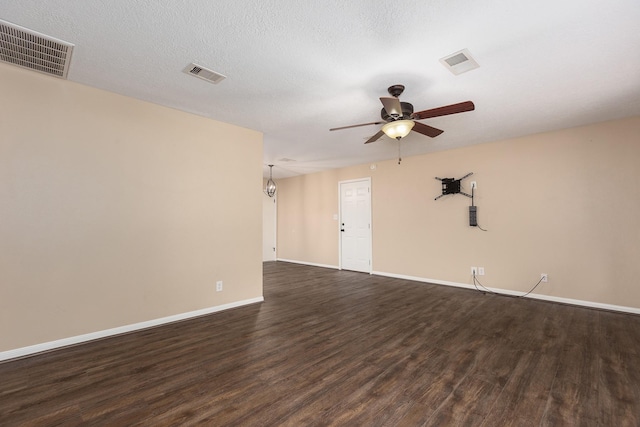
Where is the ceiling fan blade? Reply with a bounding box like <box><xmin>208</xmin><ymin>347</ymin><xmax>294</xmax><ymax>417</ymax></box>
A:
<box><xmin>380</xmin><ymin>97</ymin><xmax>403</xmax><ymax>117</ymax></box>
<box><xmin>412</xmin><ymin>101</ymin><xmax>475</xmax><ymax>120</ymax></box>
<box><xmin>364</xmin><ymin>130</ymin><xmax>385</xmax><ymax>144</ymax></box>
<box><xmin>412</xmin><ymin>121</ymin><xmax>444</xmax><ymax>138</ymax></box>
<box><xmin>330</xmin><ymin>121</ymin><xmax>384</xmax><ymax>131</ymax></box>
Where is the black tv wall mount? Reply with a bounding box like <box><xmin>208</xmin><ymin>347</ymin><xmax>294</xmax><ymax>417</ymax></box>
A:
<box><xmin>434</xmin><ymin>172</ymin><xmax>473</xmax><ymax>200</ymax></box>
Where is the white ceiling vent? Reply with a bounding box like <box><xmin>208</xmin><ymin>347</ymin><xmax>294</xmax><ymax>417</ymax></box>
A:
<box><xmin>440</xmin><ymin>48</ymin><xmax>479</xmax><ymax>75</ymax></box>
<box><xmin>0</xmin><ymin>19</ymin><xmax>74</xmax><ymax>79</ymax></box>
<box><xmin>183</xmin><ymin>62</ymin><xmax>226</xmax><ymax>84</ymax></box>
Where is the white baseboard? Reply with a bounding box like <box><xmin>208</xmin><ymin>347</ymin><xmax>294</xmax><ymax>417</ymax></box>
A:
<box><xmin>372</xmin><ymin>271</ymin><xmax>640</xmax><ymax>315</ymax></box>
<box><xmin>277</xmin><ymin>258</ymin><xmax>339</xmax><ymax>270</ymax></box>
<box><xmin>0</xmin><ymin>296</ymin><xmax>264</xmax><ymax>363</ymax></box>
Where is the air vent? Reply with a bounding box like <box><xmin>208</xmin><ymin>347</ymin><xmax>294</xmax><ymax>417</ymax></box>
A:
<box><xmin>0</xmin><ymin>19</ymin><xmax>74</xmax><ymax>79</ymax></box>
<box><xmin>440</xmin><ymin>48</ymin><xmax>479</xmax><ymax>75</ymax></box>
<box><xmin>183</xmin><ymin>62</ymin><xmax>226</xmax><ymax>84</ymax></box>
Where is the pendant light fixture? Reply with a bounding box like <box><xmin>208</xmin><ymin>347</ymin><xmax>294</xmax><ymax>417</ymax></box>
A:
<box><xmin>264</xmin><ymin>164</ymin><xmax>277</xmax><ymax>197</ymax></box>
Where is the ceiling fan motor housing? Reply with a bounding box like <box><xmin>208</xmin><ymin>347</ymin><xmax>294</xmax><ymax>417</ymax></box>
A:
<box><xmin>381</xmin><ymin>102</ymin><xmax>414</xmax><ymax>121</ymax></box>
<box><xmin>387</xmin><ymin>84</ymin><xmax>405</xmax><ymax>97</ymax></box>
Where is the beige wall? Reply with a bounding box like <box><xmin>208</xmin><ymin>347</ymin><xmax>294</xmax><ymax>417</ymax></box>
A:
<box><xmin>0</xmin><ymin>64</ymin><xmax>263</xmax><ymax>352</ymax></box>
<box><xmin>277</xmin><ymin>116</ymin><xmax>640</xmax><ymax>309</ymax></box>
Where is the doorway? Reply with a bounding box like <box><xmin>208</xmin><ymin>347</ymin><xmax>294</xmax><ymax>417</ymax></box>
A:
<box><xmin>262</xmin><ymin>193</ymin><xmax>276</xmax><ymax>261</ymax></box>
<box><xmin>339</xmin><ymin>178</ymin><xmax>372</xmax><ymax>273</ymax></box>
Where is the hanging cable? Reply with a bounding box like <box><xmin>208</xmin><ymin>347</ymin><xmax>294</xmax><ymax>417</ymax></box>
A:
<box><xmin>472</xmin><ymin>273</ymin><xmax>544</xmax><ymax>298</ymax></box>
<box><xmin>471</xmin><ymin>186</ymin><xmax>488</xmax><ymax>231</ymax></box>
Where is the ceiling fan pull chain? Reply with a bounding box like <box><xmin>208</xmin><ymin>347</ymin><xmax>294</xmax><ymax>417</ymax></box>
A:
<box><xmin>398</xmin><ymin>140</ymin><xmax>402</xmax><ymax>164</ymax></box>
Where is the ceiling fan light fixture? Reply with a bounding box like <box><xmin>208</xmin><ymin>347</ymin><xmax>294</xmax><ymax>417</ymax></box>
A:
<box><xmin>382</xmin><ymin>120</ymin><xmax>415</xmax><ymax>139</ymax></box>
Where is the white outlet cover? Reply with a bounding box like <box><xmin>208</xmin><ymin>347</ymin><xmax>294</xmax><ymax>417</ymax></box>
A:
<box><xmin>471</xmin><ymin>181</ymin><xmax>477</xmax><ymax>189</ymax></box>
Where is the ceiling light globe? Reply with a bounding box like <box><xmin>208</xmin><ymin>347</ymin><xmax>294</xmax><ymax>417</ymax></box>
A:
<box><xmin>265</xmin><ymin>179</ymin><xmax>277</xmax><ymax>197</ymax></box>
<box><xmin>264</xmin><ymin>164</ymin><xmax>277</xmax><ymax>197</ymax></box>
<box><xmin>382</xmin><ymin>120</ymin><xmax>415</xmax><ymax>139</ymax></box>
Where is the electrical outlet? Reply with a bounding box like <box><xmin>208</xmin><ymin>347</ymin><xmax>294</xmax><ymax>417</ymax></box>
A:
<box><xmin>216</xmin><ymin>280</ymin><xmax>223</xmax><ymax>292</ymax></box>
<box><xmin>541</xmin><ymin>274</ymin><xmax>548</xmax><ymax>283</ymax></box>
<box><xmin>478</xmin><ymin>267</ymin><xmax>485</xmax><ymax>276</ymax></box>
<box><xmin>471</xmin><ymin>267</ymin><xmax>477</xmax><ymax>275</ymax></box>
<box><xmin>471</xmin><ymin>181</ymin><xmax>477</xmax><ymax>189</ymax></box>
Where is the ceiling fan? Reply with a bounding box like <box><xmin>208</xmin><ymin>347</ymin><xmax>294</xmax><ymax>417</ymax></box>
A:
<box><xmin>330</xmin><ymin>85</ymin><xmax>475</xmax><ymax>144</ymax></box>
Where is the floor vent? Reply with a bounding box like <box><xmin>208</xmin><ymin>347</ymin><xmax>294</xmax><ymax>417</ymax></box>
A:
<box><xmin>0</xmin><ymin>19</ymin><xmax>74</xmax><ymax>79</ymax></box>
<box><xmin>183</xmin><ymin>62</ymin><xmax>226</xmax><ymax>84</ymax></box>
<box><xmin>440</xmin><ymin>48</ymin><xmax>479</xmax><ymax>75</ymax></box>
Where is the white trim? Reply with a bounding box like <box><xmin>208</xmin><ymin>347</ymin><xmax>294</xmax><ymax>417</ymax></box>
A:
<box><xmin>512</xmin><ymin>292</ymin><xmax>640</xmax><ymax>314</ymax></box>
<box><xmin>373</xmin><ymin>270</ymin><xmax>477</xmax><ymax>290</ymax></box>
<box><xmin>0</xmin><ymin>297</ymin><xmax>264</xmax><ymax>362</ymax></box>
<box><xmin>276</xmin><ymin>258</ymin><xmax>339</xmax><ymax>269</ymax></box>
<box><xmin>372</xmin><ymin>270</ymin><xmax>640</xmax><ymax>315</ymax></box>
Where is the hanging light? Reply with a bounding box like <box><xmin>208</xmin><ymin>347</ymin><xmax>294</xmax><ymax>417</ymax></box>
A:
<box><xmin>382</xmin><ymin>119</ymin><xmax>415</xmax><ymax>139</ymax></box>
<box><xmin>264</xmin><ymin>164</ymin><xmax>277</xmax><ymax>197</ymax></box>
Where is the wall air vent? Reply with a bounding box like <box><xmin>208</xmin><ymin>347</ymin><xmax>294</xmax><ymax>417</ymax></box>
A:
<box><xmin>183</xmin><ymin>62</ymin><xmax>226</xmax><ymax>84</ymax></box>
<box><xmin>440</xmin><ymin>48</ymin><xmax>479</xmax><ymax>75</ymax></box>
<box><xmin>0</xmin><ymin>19</ymin><xmax>74</xmax><ymax>79</ymax></box>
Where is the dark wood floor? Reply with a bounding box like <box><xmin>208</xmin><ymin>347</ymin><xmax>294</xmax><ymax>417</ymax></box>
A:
<box><xmin>2</xmin><ymin>262</ymin><xmax>640</xmax><ymax>426</ymax></box>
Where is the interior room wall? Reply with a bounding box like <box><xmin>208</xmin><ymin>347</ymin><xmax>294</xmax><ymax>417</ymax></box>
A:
<box><xmin>276</xmin><ymin>116</ymin><xmax>640</xmax><ymax>310</ymax></box>
<box><xmin>0</xmin><ymin>63</ymin><xmax>264</xmax><ymax>352</ymax></box>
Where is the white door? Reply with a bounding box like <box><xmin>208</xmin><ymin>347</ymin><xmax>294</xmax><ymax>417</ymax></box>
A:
<box><xmin>262</xmin><ymin>193</ymin><xmax>276</xmax><ymax>261</ymax></box>
<box><xmin>339</xmin><ymin>178</ymin><xmax>372</xmax><ymax>273</ymax></box>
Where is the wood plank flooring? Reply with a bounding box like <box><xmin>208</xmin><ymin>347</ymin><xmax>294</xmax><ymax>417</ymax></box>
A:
<box><xmin>1</xmin><ymin>261</ymin><xmax>640</xmax><ymax>426</ymax></box>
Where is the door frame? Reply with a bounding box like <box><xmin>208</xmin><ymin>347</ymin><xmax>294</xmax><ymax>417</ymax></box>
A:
<box><xmin>338</xmin><ymin>177</ymin><xmax>372</xmax><ymax>273</ymax></box>
<box><xmin>262</xmin><ymin>192</ymin><xmax>277</xmax><ymax>261</ymax></box>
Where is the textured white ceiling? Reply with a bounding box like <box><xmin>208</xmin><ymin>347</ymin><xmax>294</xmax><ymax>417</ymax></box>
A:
<box><xmin>2</xmin><ymin>0</ymin><xmax>640</xmax><ymax>179</ymax></box>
